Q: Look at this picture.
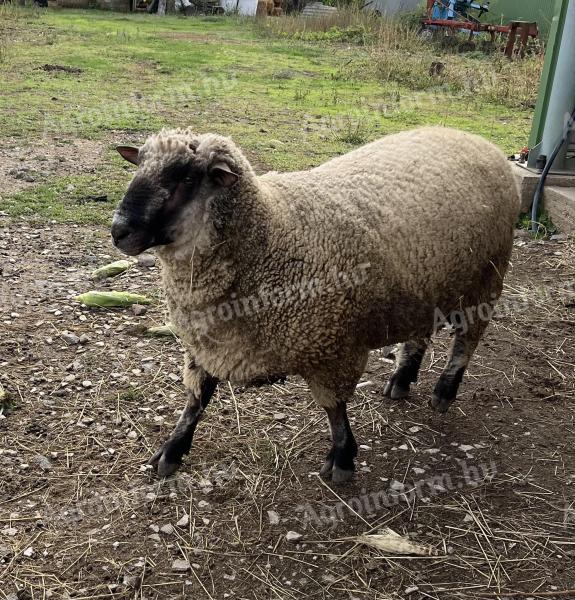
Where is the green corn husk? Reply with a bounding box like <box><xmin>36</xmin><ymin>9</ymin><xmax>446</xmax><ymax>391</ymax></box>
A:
<box><xmin>75</xmin><ymin>291</ymin><xmax>152</xmax><ymax>308</ymax></box>
<box><xmin>146</xmin><ymin>324</ymin><xmax>177</xmax><ymax>337</ymax></box>
<box><xmin>92</xmin><ymin>260</ymin><xmax>134</xmax><ymax>279</ymax></box>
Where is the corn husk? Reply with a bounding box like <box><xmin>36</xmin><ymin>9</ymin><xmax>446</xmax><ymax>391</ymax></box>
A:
<box><xmin>92</xmin><ymin>260</ymin><xmax>134</xmax><ymax>279</ymax></box>
<box><xmin>75</xmin><ymin>291</ymin><xmax>152</xmax><ymax>308</ymax></box>
<box><xmin>355</xmin><ymin>528</ymin><xmax>438</xmax><ymax>556</ymax></box>
<box><xmin>146</xmin><ymin>324</ymin><xmax>177</xmax><ymax>337</ymax></box>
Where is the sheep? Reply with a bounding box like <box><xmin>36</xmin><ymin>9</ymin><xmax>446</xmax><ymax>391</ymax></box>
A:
<box><xmin>111</xmin><ymin>126</ymin><xmax>519</xmax><ymax>483</ymax></box>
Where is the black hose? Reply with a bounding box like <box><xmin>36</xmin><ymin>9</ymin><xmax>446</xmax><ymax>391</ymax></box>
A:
<box><xmin>531</xmin><ymin>105</ymin><xmax>575</xmax><ymax>233</ymax></box>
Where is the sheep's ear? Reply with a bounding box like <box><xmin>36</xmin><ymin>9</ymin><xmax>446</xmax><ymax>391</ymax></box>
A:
<box><xmin>209</xmin><ymin>162</ymin><xmax>239</xmax><ymax>188</ymax></box>
<box><xmin>116</xmin><ymin>145</ymin><xmax>140</xmax><ymax>165</ymax></box>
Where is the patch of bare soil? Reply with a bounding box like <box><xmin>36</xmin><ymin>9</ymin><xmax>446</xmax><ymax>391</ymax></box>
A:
<box><xmin>0</xmin><ymin>139</ymin><xmax>103</xmax><ymax>196</ymax></box>
<box><xmin>0</xmin><ymin>222</ymin><xmax>574</xmax><ymax>600</ymax></box>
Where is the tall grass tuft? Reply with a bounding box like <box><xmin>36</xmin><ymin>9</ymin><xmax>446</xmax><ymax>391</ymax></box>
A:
<box><xmin>0</xmin><ymin>2</ymin><xmax>33</xmax><ymax>65</ymax></box>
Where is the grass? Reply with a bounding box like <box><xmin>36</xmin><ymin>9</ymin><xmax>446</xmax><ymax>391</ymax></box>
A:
<box><xmin>0</xmin><ymin>8</ymin><xmax>541</xmax><ymax>225</ymax></box>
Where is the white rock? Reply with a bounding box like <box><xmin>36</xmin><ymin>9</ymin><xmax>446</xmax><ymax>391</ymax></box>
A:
<box><xmin>177</xmin><ymin>514</ymin><xmax>190</xmax><ymax>527</ymax></box>
<box><xmin>286</xmin><ymin>531</ymin><xmax>303</xmax><ymax>542</ymax></box>
<box><xmin>172</xmin><ymin>559</ymin><xmax>190</xmax><ymax>573</ymax></box>
<box><xmin>267</xmin><ymin>510</ymin><xmax>280</xmax><ymax>525</ymax></box>
<box><xmin>23</xmin><ymin>547</ymin><xmax>35</xmax><ymax>557</ymax></box>
<box><xmin>160</xmin><ymin>524</ymin><xmax>175</xmax><ymax>535</ymax></box>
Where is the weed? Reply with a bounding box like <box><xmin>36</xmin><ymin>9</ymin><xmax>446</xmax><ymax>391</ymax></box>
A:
<box><xmin>119</xmin><ymin>387</ymin><xmax>146</xmax><ymax>403</ymax></box>
<box><xmin>518</xmin><ymin>209</ymin><xmax>556</xmax><ymax>239</ymax></box>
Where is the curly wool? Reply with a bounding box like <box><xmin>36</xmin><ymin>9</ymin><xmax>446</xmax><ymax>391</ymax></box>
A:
<box><xmin>154</xmin><ymin>127</ymin><xmax>519</xmax><ymax>402</ymax></box>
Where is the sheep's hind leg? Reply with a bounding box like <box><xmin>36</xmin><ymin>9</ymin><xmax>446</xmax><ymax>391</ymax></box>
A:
<box><xmin>150</xmin><ymin>362</ymin><xmax>218</xmax><ymax>478</ymax></box>
<box><xmin>383</xmin><ymin>338</ymin><xmax>428</xmax><ymax>400</ymax></box>
<box><xmin>320</xmin><ymin>402</ymin><xmax>358</xmax><ymax>484</ymax></box>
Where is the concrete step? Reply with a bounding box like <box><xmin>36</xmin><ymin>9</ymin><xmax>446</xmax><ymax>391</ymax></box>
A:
<box><xmin>543</xmin><ymin>186</ymin><xmax>575</xmax><ymax>233</ymax></box>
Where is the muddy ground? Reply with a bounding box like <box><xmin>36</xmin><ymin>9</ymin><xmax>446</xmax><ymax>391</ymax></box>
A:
<box><xmin>1</xmin><ymin>218</ymin><xmax>574</xmax><ymax>600</ymax></box>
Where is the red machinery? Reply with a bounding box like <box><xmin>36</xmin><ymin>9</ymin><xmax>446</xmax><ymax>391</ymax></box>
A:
<box><xmin>422</xmin><ymin>0</ymin><xmax>538</xmax><ymax>57</ymax></box>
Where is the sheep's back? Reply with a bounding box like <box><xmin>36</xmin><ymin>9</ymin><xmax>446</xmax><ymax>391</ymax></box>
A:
<box><xmin>258</xmin><ymin>127</ymin><xmax>519</xmax><ymax>346</ymax></box>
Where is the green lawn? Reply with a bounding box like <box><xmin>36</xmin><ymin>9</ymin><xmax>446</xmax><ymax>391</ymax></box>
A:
<box><xmin>0</xmin><ymin>8</ymin><xmax>536</xmax><ymax>225</ymax></box>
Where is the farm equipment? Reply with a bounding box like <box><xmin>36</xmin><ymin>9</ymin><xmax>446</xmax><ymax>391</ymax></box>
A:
<box><xmin>422</xmin><ymin>0</ymin><xmax>539</xmax><ymax>57</ymax></box>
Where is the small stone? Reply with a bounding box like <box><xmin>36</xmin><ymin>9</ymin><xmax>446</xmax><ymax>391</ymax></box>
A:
<box><xmin>408</xmin><ymin>426</ymin><xmax>421</xmax><ymax>433</ymax></box>
<box><xmin>405</xmin><ymin>586</ymin><xmax>419</xmax><ymax>595</ymax></box>
<box><xmin>286</xmin><ymin>531</ymin><xmax>303</xmax><ymax>542</ymax></box>
<box><xmin>23</xmin><ymin>547</ymin><xmax>35</xmax><ymax>557</ymax></box>
<box><xmin>149</xmin><ymin>524</ymin><xmax>159</xmax><ymax>533</ymax></box>
<box><xmin>197</xmin><ymin>500</ymin><xmax>210</xmax><ymax>509</ymax></box>
<box><xmin>458</xmin><ymin>444</ymin><xmax>475</xmax><ymax>453</ymax></box>
<box><xmin>412</xmin><ymin>467</ymin><xmax>426</xmax><ymax>476</ymax></box>
<box><xmin>177</xmin><ymin>514</ymin><xmax>190</xmax><ymax>527</ymax></box>
<box><xmin>273</xmin><ymin>412</ymin><xmax>287</xmax><ymax>422</ymax></box>
<box><xmin>82</xmin><ymin>380</ymin><xmax>92</xmax><ymax>388</ymax></box>
<box><xmin>160</xmin><ymin>524</ymin><xmax>175</xmax><ymax>535</ymax></box>
<box><xmin>137</xmin><ymin>254</ymin><xmax>156</xmax><ymax>268</ymax></box>
<box><xmin>172</xmin><ymin>559</ymin><xmax>191</xmax><ymax>573</ymax></box>
<box><xmin>148</xmin><ymin>533</ymin><xmax>161</xmax><ymax>542</ymax></box>
<box><xmin>123</xmin><ymin>575</ymin><xmax>140</xmax><ymax>588</ymax></box>
<box><xmin>127</xmin><ymin>430</ymin><xmax>138</xmax><ymax>440</ymax></box>
<box><xmin>35</xmin><ymin>454</ymin><xmax>52</xmax><ymax>471</ymax></box>
<box><xmin>132</xmin><ymin>304</ymin><xmax>147</xmax><ymax>316</ymax></box>
<box><xmin>79</xmin><ymin>334</ymin><xmax>90</xmax><ymax>344</ymax></box>
<box><xmin>61</xmin><ymin>331</ymin><xmax>80</xmax><ymax>345</ymax></box>
<box><xmin>463</xmin><ymin>514</ymin><xmax>474</xmax><ymax>523</ymax></box>
<box><xmin>389</xmin><ymin>480</ymin><xmax>405</xmax><ymax>492</ymax></box>
<box><xmin>267</xmin><ymin>510</ymin><xmax>280</xmax><ymax>525</ymax></box>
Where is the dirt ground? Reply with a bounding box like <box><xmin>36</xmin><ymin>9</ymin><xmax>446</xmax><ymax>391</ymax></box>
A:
<box><xmin>1</xmin><ymin>217</ymin><xmax>575</xmax><ymax>600</ymax></box>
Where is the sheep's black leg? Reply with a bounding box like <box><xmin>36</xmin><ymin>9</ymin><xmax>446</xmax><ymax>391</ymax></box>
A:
<box><xmin>384</xmin><ymin>338</ymin><xmax>428</xmax><ymax>400</ymax></box>
<box><xmin>319</xmin><ymin>402</ymin><xmax>357</xmax><ymax>484</ymax></box>
<box><xmin>430</xmin><ymin>332</ymin><xmax>479</xmax><ymax>413</ymax></box>
<box><xmin>149</xmin><ymin>369</ymin><xmax>218</xmax><ymax>478</ymax></box>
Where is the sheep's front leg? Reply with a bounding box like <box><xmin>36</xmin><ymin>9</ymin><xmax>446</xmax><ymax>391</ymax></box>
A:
<box><xmin>307</xmin><ymin>355</ymin><xmax>367</xmax><ymax>484</ymax></box>
<box><xmin>320</xmin><ymin>402</ymin><xmax>358</xmax><ymax>484</ymax></box>
<box><xmin>150</xmin><ymin>357</ymin><xmax>218</xmax><ymax>478</ymax></box>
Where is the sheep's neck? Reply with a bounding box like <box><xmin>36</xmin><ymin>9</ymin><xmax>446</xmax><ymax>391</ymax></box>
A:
<box><xmin>158</xmin><ymin>179</ymin><xmax>272</xmax><ymax>311</ymax></box>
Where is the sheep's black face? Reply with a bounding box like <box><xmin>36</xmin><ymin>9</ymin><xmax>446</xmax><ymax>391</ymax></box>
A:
<box><xmin>112</xmin><ymin>145</ymin><xmax>238</xmax><ymax>256</ymax></box>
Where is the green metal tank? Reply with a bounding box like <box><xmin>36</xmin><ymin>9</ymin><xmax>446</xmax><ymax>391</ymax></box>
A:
<box><xmin>487</xmin><ymin>0</ymin><xmax>557</xmax><ymax>37</ymax></box>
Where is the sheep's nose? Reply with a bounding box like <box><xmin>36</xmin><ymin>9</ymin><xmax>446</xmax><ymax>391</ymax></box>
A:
<box><xmin>111</xmin><ymin>217</ymin><xmax>132</xmax><ymax>243</ymax></box>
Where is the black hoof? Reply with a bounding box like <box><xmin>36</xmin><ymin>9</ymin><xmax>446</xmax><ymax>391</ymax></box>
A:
<box><xmin>331</xmin><ymin>467</ymin><xmax>354</xmax><ymax>484</ymax></box>
<box><xmin>383</xmin><ymin>379</ymin><xmax>410</xmax><ymax>400</ymax></box>
<box><xmin>319</xmin><ymin>461</ymin><xmax>355</xmax><ymax>484</ymax></box>
<box><xmin>429</xmin><ymin>393</ymin><xmax>454</xmax><ymax>413</ymax></box>
<box><xmin>319</xmin><ymin>452</ymin><xmax>355</xmax><ymax>483</ymax></box>
<box><xmin>149</xmin><ymin>444</ymin><xmax>183</xmax><ymax>478</ymax></box>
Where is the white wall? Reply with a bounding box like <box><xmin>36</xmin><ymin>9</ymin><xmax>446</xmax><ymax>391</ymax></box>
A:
<box><xmin>363</xmin><ymin>0</ymin><xmax>422</xmax><ymax>16</ymax></box>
